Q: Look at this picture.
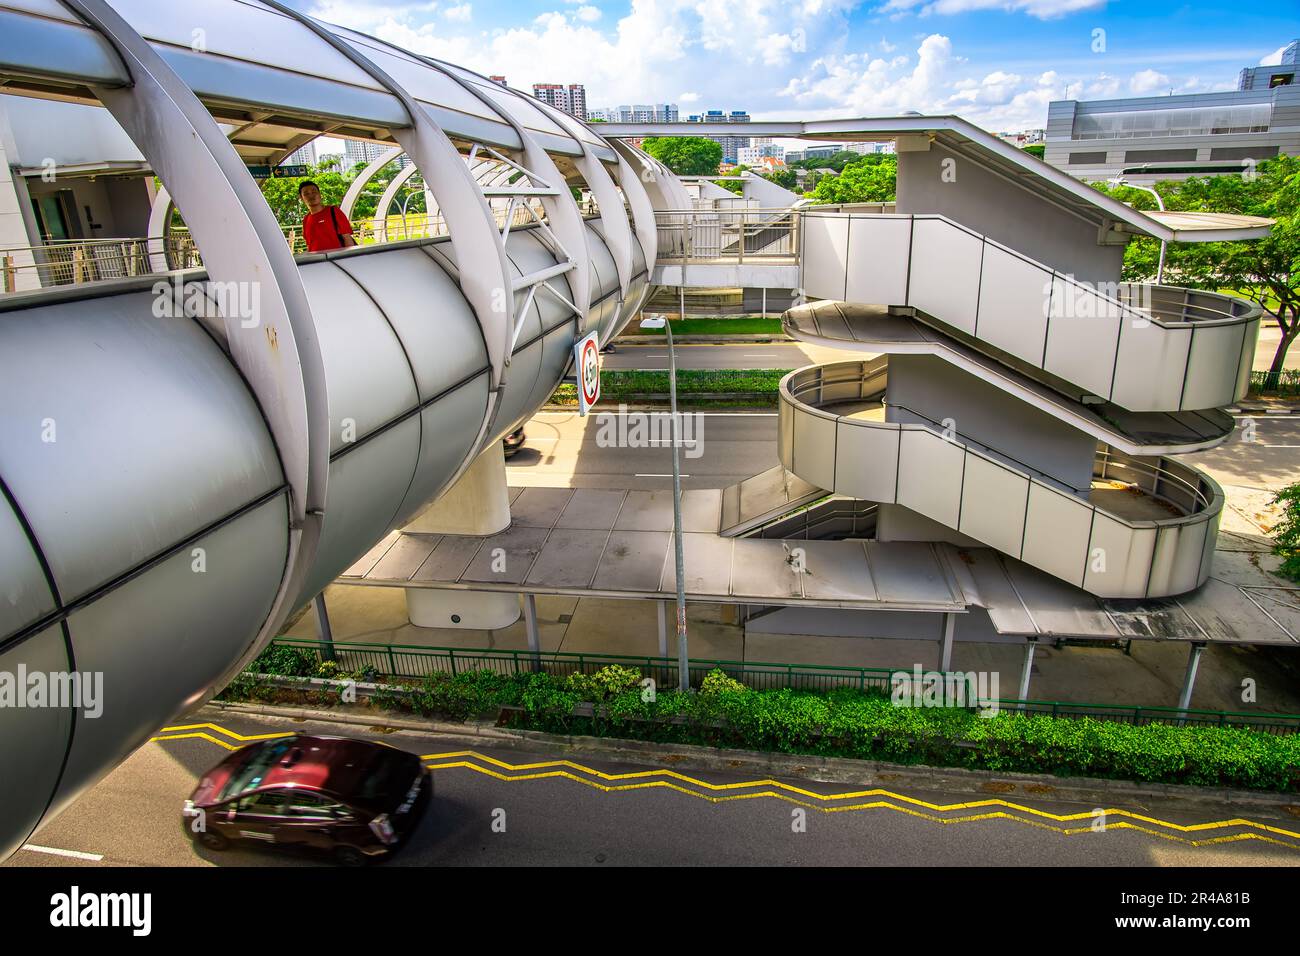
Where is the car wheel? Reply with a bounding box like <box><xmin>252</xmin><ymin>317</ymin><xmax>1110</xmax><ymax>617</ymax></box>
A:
<box><xmin>334</xmin><ymin>845</ymin><xmax>368</xmax><ymax>867</ymax></box>
<box><xmin>198</xmin><ymin>830</ymin><xmax>229</xmax><ymax>851</ymax></box>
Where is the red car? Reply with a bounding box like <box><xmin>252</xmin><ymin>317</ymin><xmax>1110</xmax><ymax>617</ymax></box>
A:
<box><xmin>182</xmin><ymin>735</ymin><xmax>430</xmax><ymax>865</ymax></box>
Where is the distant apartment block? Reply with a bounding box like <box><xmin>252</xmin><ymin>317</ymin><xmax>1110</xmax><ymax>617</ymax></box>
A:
<box><xmin>687</xmin><ymin>109</ymin><xmax>752</xmax><ymax>163</ymax></box>
<box><xmin>343</xmin><ymin>138</ymin><xmax>409</xmax><ymax>171</ymax></box>
<box><xmin>281</xmin><ymin>140</ymin><xmax>317</xmax><ymax>167</ymax></box>
<box><xmin>1046</xmin><ymin>39</ymin><xmax>1299</xmax><ymax>181</ymax></box>
<box><xmin>533</xmin><ymin>83</ymin><xmax>587</xmax><ymax>119</ymax></box>
<box><xmin>489</xmin><ymin>75</ymin><xmax>507</xmax><ymax>87</ymax></box>
<box><xmin>589</xmin><ymin>104</ymin><xmax>680</xmax><ymax>124</ymax></box>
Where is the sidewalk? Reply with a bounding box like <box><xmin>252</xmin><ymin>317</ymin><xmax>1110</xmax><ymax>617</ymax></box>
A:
<box><xmin>289</xmin><ymin>585</ymin><xmax>1300</xmax><ymax>715</ymax></box>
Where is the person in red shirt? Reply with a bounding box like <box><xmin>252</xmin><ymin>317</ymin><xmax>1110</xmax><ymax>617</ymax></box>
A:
<box><xmin>299</xmin><ymin>180</ymin><xmax>356</xmax><ymax>253</ymax></box>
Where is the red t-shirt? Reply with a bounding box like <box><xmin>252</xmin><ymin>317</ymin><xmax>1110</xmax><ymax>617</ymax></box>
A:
<box><xmin>302</xmin><ymin>205</ymin><xmax>354</xmax><ymax>252</ymax></box>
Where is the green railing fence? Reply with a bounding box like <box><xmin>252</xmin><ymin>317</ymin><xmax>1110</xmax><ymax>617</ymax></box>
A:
<box><xmin>1250</xmin><ymin>368</ymin><xmax>1300</xmax><ymax>396</ymax></box>
<box><xmin>261</xmin><ymin>638</ymin><xmax>1300</xmax><ymax>736</ymax></box>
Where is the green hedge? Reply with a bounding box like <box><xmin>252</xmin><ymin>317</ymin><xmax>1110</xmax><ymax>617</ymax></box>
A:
<box><xmin>550</xmin><ymin>367</ymin><xmax>788</xmax><ymax>406</ymax></box>
<box><xmin>221</xmin><ymin>664</ymin><xmax>1300</xmax><ymax>792</ymax></box>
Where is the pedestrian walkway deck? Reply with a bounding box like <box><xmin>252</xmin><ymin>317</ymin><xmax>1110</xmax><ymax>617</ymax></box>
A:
<box><xmin>339</xmin><ymin>486</ymin><xmax>1299</xmax><ymax>646</ymax></box>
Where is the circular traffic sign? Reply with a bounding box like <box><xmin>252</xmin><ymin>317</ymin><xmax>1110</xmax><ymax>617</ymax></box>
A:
<box><xmin>580</xmin><ymin>335</ymin><xmax>601</xmax><ymax>408</ymax></box>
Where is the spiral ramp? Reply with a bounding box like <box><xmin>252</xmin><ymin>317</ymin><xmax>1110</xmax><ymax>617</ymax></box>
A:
<box><xmin>778</xmin><ymin>209</ymin><xmax>1262</xmax><ymax>601</ymax></box>
<box><xmin>0</xmin><ymin>0</ymin><xmax>676</xmax><ymax>858</ymax></box>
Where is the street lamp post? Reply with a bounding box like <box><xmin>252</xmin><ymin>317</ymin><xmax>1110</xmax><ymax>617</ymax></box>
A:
<box><xmin>1109</xmin><ymin>176</ymin><xmax>1167</xmax><ymax>284</ymax></box>
<box><xmin>640</xmin><ymin>314</ymin><xmax>690</xmax><ymax>691</ymax></box>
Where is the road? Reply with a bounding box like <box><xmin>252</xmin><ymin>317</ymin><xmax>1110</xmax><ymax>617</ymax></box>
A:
<box><xmin>9</xmin><ymin>711</ymin><xmax>1298</xmax><ymax>868</ymax></box>
<box><xmin>508</xmin><ymin>409</ymin><xmax>779</xmax><ymax>490</ymax></box>
<box><xmin>509</xmin><ymin>406</ymin><xmax>1300</xmax><ymax>497</ymax></box>
<box><xmin>603</xmin><ymin>340</ymin><xmax>847</xmax><ymax>370</ymax></box>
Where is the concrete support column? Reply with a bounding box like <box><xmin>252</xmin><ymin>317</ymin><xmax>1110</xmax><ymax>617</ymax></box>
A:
<box><xmin>523</xmin><ymin>593</ymin><xmax>541</xmax><ymax>671</ymax></box>
<box><xmin>938</xmin><ymin>612</ymin><xmax>955</xmax><ymax>672</ymax></box>
<box><xmin>403</xmin><ymin>442</ymin><xmax>516</xmax><ymax>629</ymax></box>
<box><xmin>1177</xmin><ymin>642</ymin><xmax>1206</xmax><ymax>716</ymax></box>
<box><xmin>1017</xmin><ymin>638</ymin><xmax>1036</xmax><ymax>703</ymax></box>
<box><xmin>402</xmin><ymin>441</ymin><xmax>510</xmax><ymax>535</ymax></box>
<box><xmin>313</xmin><ymin>593</ymin><xmax>336</xmax><ymax>662</ymax></box>
<box><xmin>657</xmin><ymin>600</ymin><xmax>668</xmax><ymax>658</ymax></box>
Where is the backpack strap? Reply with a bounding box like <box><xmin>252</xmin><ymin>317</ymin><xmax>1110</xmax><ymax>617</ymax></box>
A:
<box><xmin>329</xmin><ymin>206</ymin><xmax>344</xmax><ymax>246</ymax></box>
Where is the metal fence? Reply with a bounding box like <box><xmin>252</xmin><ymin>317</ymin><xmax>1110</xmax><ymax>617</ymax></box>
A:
<box><xmin>262</xmin><ymin>638</ymin><xmax>1300</xmax><ymax>736</ymax></box>
<box><xmin>1251</xmin><ymin>369</ymin><xmax>1300</xmax><ymax>396</ymax></box>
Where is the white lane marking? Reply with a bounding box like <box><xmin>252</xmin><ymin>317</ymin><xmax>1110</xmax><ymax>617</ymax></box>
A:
<box><xmin>635</xmin><ymin>474</ymin><xmax>691</xmax><ymax>478</ymax></box>
<box><xmin>743</xmin><ymin>353</ymin><xmax>780</xmax><ymax>357</ymax></box>
<box><xmin>23</xmin><ymin>844</ymin><xmax>103</xmax><ymax>861</ymax></box>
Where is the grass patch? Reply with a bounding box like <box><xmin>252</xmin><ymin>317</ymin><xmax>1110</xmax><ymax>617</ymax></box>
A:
<box><xmin>623</xmin><ymin>316</ymin><xmax>786</xmax><ymax>336</ymax></box>
<box><xmin>550</xmin><ymin>368</ymin><xmax>788</xmax><ymax>406</ymax></box>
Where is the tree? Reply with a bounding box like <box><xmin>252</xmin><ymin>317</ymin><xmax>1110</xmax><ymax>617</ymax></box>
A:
<box><xmin>1094</xmin><ymin>155</ymin><xmax>1299</xmax><ymax>379</ymax></box>
<box><xmin>1022</xmin><ymin>144</ymin><xmax>1045</xmax><ymax>159</ymax></box>
<box><xmin>809</xmin><ymin>156</ymin><xmax>897</xmax><ymax>205</ymax></box>
<box><xmin>763</xmin><ymin>166</ymin><xmax>798</xmax><ymax>191</ymax></box>
<box><xmin>258</xmin><ymin>169</ymin><xmax>349</xmax><ymax>227</ymax></box>
<box><xmin>641</xmin><ymin>136</ymin><xmax>724</xmax><ymax>176</ymax></box>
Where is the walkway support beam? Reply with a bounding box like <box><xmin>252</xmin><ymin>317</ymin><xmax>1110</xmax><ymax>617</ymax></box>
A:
<box><xmin>59</xmin><ymin>0</ymin><xmax>331</xmax><ymax>688</ymax></box>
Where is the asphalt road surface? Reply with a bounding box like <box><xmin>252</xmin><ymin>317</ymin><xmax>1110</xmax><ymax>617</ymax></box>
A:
<box><xmin>509</xmin><ymin>409</ymin><xmax>1300</xmax><ymax>495</ymax></box>
<box><xmin>9</xmin><ymin>711</ymin><xmax>1298</xmax><ymax>868</ymax></box>
<box><xmin>508</xmin><ymin>409</ymin><xmax>779</xmax><ymax>491</ymax></box>
<box><xmin>603</xmin><ymin>341</ymin><xmax>847</xmax><ymax>370</ymax></box>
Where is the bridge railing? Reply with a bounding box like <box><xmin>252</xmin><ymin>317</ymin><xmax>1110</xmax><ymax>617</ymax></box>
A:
<box><xmin>0</xmin><ymin>203</ymin><xmax>547</xmax><ymax>294</ymax></box>
<box><xmin>654</xmin><ymin>207</ymin><xmax>801</xmax><ymax>264</ymax></box>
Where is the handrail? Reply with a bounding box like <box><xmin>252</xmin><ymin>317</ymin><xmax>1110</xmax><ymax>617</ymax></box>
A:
<box><xmin>781</xmin><ymin>360</ymin><xmax>1222</xmax><ymax>528</ymax></box>
<box><xmin>797</xmin><ymin>208</ymin><xmax>1260</xmax><ymax>330</ymax></box>
<box><xmin>261</xmin><ymin>637</ymin><xmax>1300</xmax><ymax>735</ymax></box>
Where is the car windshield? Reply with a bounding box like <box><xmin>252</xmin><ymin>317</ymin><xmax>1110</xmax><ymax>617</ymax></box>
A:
<box><xmin>217</xmin><ymin>738</ymin><xmax>297</xmax><ymax>801</ymax></box>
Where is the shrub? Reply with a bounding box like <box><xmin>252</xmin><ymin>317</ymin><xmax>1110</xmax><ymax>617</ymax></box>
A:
<box><xmin>250</xmin><ymin>645</ymin><xmax>317</xmax><ymax>677</ymax></box>
<box><xmin>565</xmin><ymin>665</ymin><xmax>643</xmax><ymax>702</ymax></box>
<box><xmin>699</xmin><ymin>668</ymin><xmax>747</xmax><ymax>696</ymax></box>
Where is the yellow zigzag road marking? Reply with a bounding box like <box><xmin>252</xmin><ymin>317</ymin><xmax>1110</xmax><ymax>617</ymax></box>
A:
<box><xmin>149</xmin><ymin>726</ymin><xmax>1300</xmax><ymax>850</ymax></box>
<box><xmin>429</xmin><ymin>759</ymin><xmax>1300</xmax><ymax>851</ymax></box>
<box><xmin>421</xmin><ymin>751</ymin><xmax>1300</xmax><ymax>848</ymax></box>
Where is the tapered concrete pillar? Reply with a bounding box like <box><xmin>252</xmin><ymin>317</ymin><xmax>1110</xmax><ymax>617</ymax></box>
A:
<box><xmin>1017</xmin><ymin>639</ymin><xmax>1036</xmax><ymax>703</ymax></box>
<box><xmin>403</xmin><ymin>442</ymin><xmax>517</xmax><ymax>628</ymax></box>
<box><xmin>938</xmin><ymin>613</ymin><xmax>955</xmax><ymax>672</ymax></box>
<box><xmin>403</xmin><ymin>441</ymin><xmax>511</xmax><ymax>535</ymax></box>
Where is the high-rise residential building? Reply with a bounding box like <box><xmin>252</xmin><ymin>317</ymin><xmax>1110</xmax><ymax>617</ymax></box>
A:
<box><xmin>1045</xmin><ymin>38</ymin><xmax>1299</xmax><ymax>181</ymax></box>
<box><xmin>592</xmin><ymin>104</ymin><xmax>679</xmax><ymax>123</ymax></box>
<box><xmin>342</xmin><ymin>138</ymin><xmax>409</xmax><ymax>171</ymax></box>
<box><xmin>532</xmin><ymin>83</ymin><xmax>587</xmax><ymax>119</ymax></box>
<box><xmin>685</xmin><ymin>109</ymin><xmax>752</xmax><ymax>163</ymax></box>
<box><xmin>566</xmin><ymin>84</ymin><xmax>586</xmax><ymax>123</ymax></box>
<box><xmin>281</xmin><ymin>140</ymin><xmax>317</xmax><ymax>167</ymax></box>
<box><xmin>489</xmin><ymin>75</ymin><xmax>508</xmax><ymax>87</ymax></box>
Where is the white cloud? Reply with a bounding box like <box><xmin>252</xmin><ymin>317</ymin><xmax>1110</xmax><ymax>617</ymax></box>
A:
<box><xmin>574</xmin><ymin>4</ymin><xmax>603</xmax><ymax>21</ymax></box>
<box><xmin>878</xmin><ymin>0</ymin><xmax>1106</xmax><ymax>20</ymax></box>
<box><xmin>1128</xmin><ymin>68</ymin><xmax>1168</xmax><ymax>94</ymax></box>
<box><xmin>444</xmin><ymin>3</ymin><xmax>471</xmax><ymax>21</ymax></box>
<box><xmin>679</xmin><ymin>91</ymin><xmax>701</xmax><ymax>102</ymax></box>
<box><xmin>1260</xmin><ymin>44</ymin><xmax>1287</xmax><ymax>66</ymax></box>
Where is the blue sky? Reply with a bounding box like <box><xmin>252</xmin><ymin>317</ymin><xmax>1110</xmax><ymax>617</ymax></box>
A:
<box><xmin>296</xmin><ymin>1</ymin><xmax>1298</xmax><ymax>133</ymax></box>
